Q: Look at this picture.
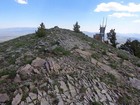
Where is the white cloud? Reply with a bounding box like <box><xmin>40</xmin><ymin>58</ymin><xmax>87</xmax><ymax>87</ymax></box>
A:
<box><xmin>133</xmin><ymin>19</ymin><xmax>140</xmax><ymax>23</ymax></box>
<box><xmin>15</xmin><ymin>0</ymin><xmax>28</xmax><ymax>4</ymax></box>
<box><xmin>94</xmin><ymin>2</ymin><xmax>140</xmax><ymax>12</ymax></box>
<box><xmin>109</xmin><ymin>12</ymin><xmax>138</xmax><ymax>18</ymax></box>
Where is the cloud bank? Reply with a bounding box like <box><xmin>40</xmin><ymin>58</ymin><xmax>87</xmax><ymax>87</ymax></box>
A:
<box><xmin>94</xmin><ymin>2</ymin><xmax>140</xmax><ymax>12</ymax></box>
<box><xmin>15</xmin><ymin>0</ymin><xmax>28</xmax><ymax>4</ymax></box>
<box><xmin>109</xmin><ymin>12</ymin><xmax>138</xmax><ymax>18</ymax></box>
<box><xmin>94</xmin><ymin>2</ymin><xmax>140</xmax><ymax>18</ymax></box>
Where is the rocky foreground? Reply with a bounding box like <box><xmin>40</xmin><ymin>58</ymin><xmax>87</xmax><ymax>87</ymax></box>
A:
<box><xmin>0</xmin><ymin>27</ymin><xmax>140</xmax><ymax>105</ymax></box>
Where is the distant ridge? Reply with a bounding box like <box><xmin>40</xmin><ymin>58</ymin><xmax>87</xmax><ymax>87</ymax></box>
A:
<box><xmin>0</xmin><ymin>27</ymin><xmax>36</xmax><ymax>42</ymax></box>
<box><xmin>0</xmin><ymin>28</ymin><xmax>140</xmax><ymax>43</ymax></box>
<box><xmin>83</xmin><ymin>31</ymin><xmax>140</xmax><ymax>44</ymax></box>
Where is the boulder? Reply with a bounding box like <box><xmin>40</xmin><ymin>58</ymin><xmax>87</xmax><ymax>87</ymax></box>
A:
<box><xmin>41</xmin><ymin>98</ymin><xmax>49</xmax><ymax>105</ymax></box>
<box><xmin>31</xmin><ymin>57</ymin><xmax>46</xmax><ymax>68</ymax></box>
<box><xmin>129</xmin><ymin>78</ymin><xmax>140</xmax><ymax>90</ymax></box>
<box><xmin>29</xmin><ymin>92</ymin><xmax>37</xmax><ymax>100</ymax></box>
<box><xmin>33</xmin><ymin>69</ymin><xmax>40</xmax><ymax>74</ymax></box>
<box><xmin>12</xmin><ymin>93</ymin><xmax>22</xmax><ymax>105</ymax></box>
<box><xmin>0</xmin><ymin>93</ymin><xmax>9</xmax><ymax>103</ymax></box>
<box><xmin>44</xmin><ymin>58</ymin><xmax>60</xmax><ymax>72</ymax></box>
<box><xmin>75</xmin><ymin>49</ymin><xmax>91</xmax><ymax>59</ymax></box>
<box><xmin>18</xmin><ymin>64</ymin><xmax>33</xmax><ymax>75</ymax></box>
<box><xmin>14</xmin><ymin>74</ymin><xmax>21</xmax><ymax>83</ymax></box>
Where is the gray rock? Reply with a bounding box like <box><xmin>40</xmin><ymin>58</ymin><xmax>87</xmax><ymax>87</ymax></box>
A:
<box><xmin>31</xmin><ymin>57</ymin><xmax>46</xmax><ymax>68</ymax></box>
<box><xmin>14</xmin><ymin>74</ymin><xmax>21</xmax><ymax>83</ymax></box>
<box><xmin>0</xmin><ymin>93</ymin><xmax>9</xmax><ymax>103</ymax></box>
<box><xmin>75</xmin><ymin>49</ymin><xmax>91</xmax><ymax>59</ymax></box>
<box><xmin>26</xmin><ymin>97</ymin><xmax>32</xmax><ymax>103</ymax></box>
<box><xmin>129</xmin><ymin>78</ymin><xmax>140</xmax><ymax>90</ymax></box>
<box><xmin>20</xmin><ymin>101</ymin><xmax>26</xmax><ymax>105</ymax></box>
<box><xmin>44</xmin><ymin>58</ymin><xmax>60</xmax><ymax>72</ymax></box>
<box><xmin>33</xmin><ymin>69</ymin><xmax>40</xmax><ymax>74</ymax></box>
<box><xmin>105</xmin><ymin>93</ymin><xmax>112</xmax><ymax>102</ymax></box>
<box><xmin>29</xmin><ymin>92</ymin><xmax>37</xmax><ymax>100</ymax></box>
<box><xmin>18</xmin><ymin>64</ymin><xmax>33</xmax><ymax>75</ymax></box>
<box><xmin>12</xmin><ymin>93</ymin><xmax>22</xmax><ymax>105</ymax></box>
<box><xmin>101</xmin><ymin>90</ymin><xmax>107</xmax><ymax>94</ymax></box>
<box><xmin>41</xmin><ymin>98</ymin><xmax>49</xmax><ymax>105</ymax></box>
<box><xmin>38</xmin><ymin>41</ymin><xmax>46</xmax><ymax>46</ymax></box>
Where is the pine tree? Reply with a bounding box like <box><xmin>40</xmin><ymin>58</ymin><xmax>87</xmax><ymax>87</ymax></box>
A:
<box><xmin>36</xmin><ymin>22</ymin><xmax>46</xmax><ymax>37</ymax></box>
<box><xmin>107</xmin><ymin>29</ymin><xmax>117</xmax><ymax>48</ymax></box>
<box><xmin>73</xmin><ymin>22</ymin><xmax>80</xmax><ymax>33</ymax></box>
<box><xmin>119</xmin><ymin>39</ymin><xmax>140</xmax><ymax>58</ymax></box>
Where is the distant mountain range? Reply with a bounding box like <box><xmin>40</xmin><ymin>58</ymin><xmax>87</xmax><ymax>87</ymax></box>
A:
<box><xmin>0</xmin><ymin>28</ymin><xmax>140</xmax><ymax>44</ymax></box>
<box><xmin>0</xmin><ymin>27</ymin><xmax>36</xmax><ymax>42</ymax></box>
<box><xmin>84</xmin><ymin>31</ymin><xmax>140</xmax><ymax>44</ymax></box>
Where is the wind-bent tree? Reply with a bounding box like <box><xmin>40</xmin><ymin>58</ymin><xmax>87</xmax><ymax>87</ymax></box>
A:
<box><xmin>36</xmin><ymin>22</ymin><xmax>46</xmax><ymax>37</ymax></box>
<box><xmin>73</xmin><ymin>22</ymin><xmax>80</xmax><ymax>33</ymax></box>
<box><xmin>107</xmin><ymin>29</ymin><xmax>117</xmax><ymax>48</ymax></box>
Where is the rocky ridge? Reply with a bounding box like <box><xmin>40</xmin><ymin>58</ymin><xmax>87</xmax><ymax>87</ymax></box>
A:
<box><xmin>0</xmin><ymin>27</ymin><xmax>140</xmax><ymax>105</ymax></box>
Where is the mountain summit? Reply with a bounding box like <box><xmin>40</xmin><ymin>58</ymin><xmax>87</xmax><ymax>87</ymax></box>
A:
<box><xmin>0</xmin><ymin>27</ymin><xmax>140</xmax><ymax>105</ymax></box>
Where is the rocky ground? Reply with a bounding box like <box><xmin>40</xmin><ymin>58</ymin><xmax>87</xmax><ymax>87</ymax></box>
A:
<box><xmin>0</xmin><ymin>26</ymin><xmax>140</xmax><ymax>105</ymax></box>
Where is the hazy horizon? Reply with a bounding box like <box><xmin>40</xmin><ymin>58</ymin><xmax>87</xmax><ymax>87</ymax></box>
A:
<box><xmin>0</xmin><ymin>27</ymin><xmax>140</xmax><ymax>44</ymax></box>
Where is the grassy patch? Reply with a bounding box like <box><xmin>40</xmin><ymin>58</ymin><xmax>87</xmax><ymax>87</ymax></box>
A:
<box><xmin>79</xmin><ymin>86</ymin><xmax>87</xmax><ymax>93</ymax></box>
<box><xmin>77</xmin><ymin>56</ymin><xmax>86</xmax><ymax>61</ymax></box>
<box><xmin>22</xmin><ymin>55</ymin><xmax>35</xmax><ymax>65</ymax></box>
<box><xmin>52</xmin><ymin>46</ymin><xmax>71</xmax><ymax>56</ymax></box>
<box><xmin>136</xmin><ymin>61</ymin><xmax>140</xmax><ymax>67</ymax></box>
<box><xmin>0</xmin><ymin>82</ymin><xmax>19</xmax><ymax>93</ymax></box>
<box><xmin>0</xmin><ymin>69</ymin><xmax>16</xmax><ymax>79</ymax></box>
<box><xmin>21</xmin><ymin>92</ymin><xmax>28</xmax><ymax>101</ymax></box>
<box><xmin>32</xmin><ymin>87</ymin><xmax>38</xmax><ymax>94</ymax></box>
<box><xmin>100</xmin><ymin>73</ymin><xmax>117</xmax><ymax>86</ymax></box>
<box><xmin>90</xmin><ymin>101</ymin><xmax>102</xmax><ymax>105</ymax></box>
<box><xmin>102</xmin><ymin>50</ymin><xmax>107</xmax><ymax>55</ymax></box>
<box><xmin>109</xmin><ymin>61</ymin><xmax>118</xmax><ymax>69</ymax></box>
<box><xmin>91</xmin><ymin>53</ymin><xmax>101</xmax><ymax>60</ymax></box>
<box><xmin>14</xmin><ymin>41</ymin><xmax>26</xmax><ymax>48</ymax></box>
<box><xmin>117</xmin><ymin>96</ymin><xmax>132</xmax><ymax>105</ymax></box>
<box><xmin>6</xmin><ymin>56</ymin><xmax>16</xmax><ymax>64</ymax></box>
<box><xmin>117</xmin><ymin>52</ymin><xmax>129</xmax><ymax>60</ymax></box>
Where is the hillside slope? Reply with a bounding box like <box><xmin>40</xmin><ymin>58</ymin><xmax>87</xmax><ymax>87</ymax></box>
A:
<box><xmin>0</xmin><ymin>27</ymin><xmax>140</xmax><ymax>105</ymax></box>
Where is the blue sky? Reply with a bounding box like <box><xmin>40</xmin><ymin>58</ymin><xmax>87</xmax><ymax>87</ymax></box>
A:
<box><xmin>1</xmin><ymin>0</ymin><xmax>140</xmax><ymax>33</ymax></box>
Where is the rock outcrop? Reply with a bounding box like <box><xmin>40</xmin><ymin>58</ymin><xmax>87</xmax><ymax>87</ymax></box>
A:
<box><xmin>0</xmin><ymin>27</ymin><xmax>140</xmax><ymax>105</ymax></box>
